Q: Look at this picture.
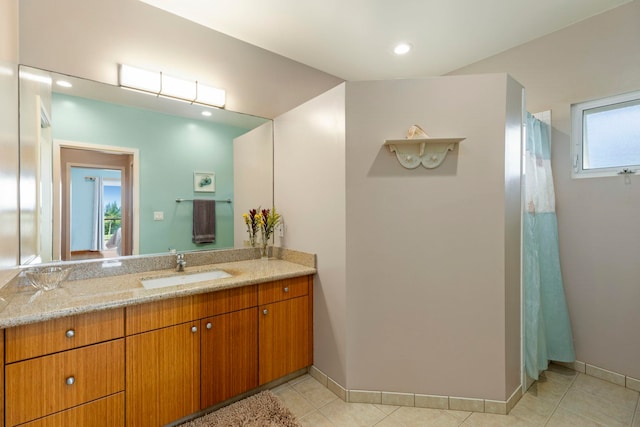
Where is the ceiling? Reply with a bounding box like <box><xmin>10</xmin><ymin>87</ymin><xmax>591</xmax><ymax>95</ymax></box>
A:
<box><xmin>139</xmin><ymin>0</ymin><xmax>631</xmax><ymax>81</ymax></box>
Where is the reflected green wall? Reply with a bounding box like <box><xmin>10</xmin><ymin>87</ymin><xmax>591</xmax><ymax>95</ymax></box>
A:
<box><xmin>52</xmin><ymin>93</ymin><xmax>247</xmax><ymax>254</ymax></box>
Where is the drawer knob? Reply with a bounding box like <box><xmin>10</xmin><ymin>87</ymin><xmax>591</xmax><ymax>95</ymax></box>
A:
<box><xmin>66</xmin><ymin>376</ymin><xmax>75</xmax><ymax>386</ymax></box>
<box><xmin>283</xmin><ymin>287</ymin><xmax>289</xmax><ymax>293</ymax></box>
<box><xmin>206</xmin><ymin>322</ymin><xmax>212</xmax><ymax>330</ymax></box>
<box><xmin>65</xmin><ymin>329</ymin><xmax>75</xmax><ymax>338</ymax></box>
<box><xmin>191</xmin><ymin>326</ymin><xmax>198</xmax><ymax>333</ymax></box>
<box><xmin>263</xmin><ymin>309</ymin><xmax>268</xmax><ymax>315</ymax></box>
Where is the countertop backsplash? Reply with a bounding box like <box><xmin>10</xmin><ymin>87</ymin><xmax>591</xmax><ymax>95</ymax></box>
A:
<box><xmin>4</xmin><ymin>247</ymin><xmax>316</xmax><ymax>287</ymax></box>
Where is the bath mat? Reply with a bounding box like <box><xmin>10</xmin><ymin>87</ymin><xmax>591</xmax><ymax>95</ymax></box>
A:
<box><xmin>179</xmin><ymin>390</ymin><xmax>301</xmax><ymax>427</ymax></box>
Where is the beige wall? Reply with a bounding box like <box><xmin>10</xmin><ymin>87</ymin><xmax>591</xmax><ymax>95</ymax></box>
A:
<box><xmin>19</xmin><ymin>0</ymin><xmax>343</xmax><ymax>120</ymax></box>
<box><xmin>1</xmin><ymin>0</ymin><xmax>18</xmax><ymax>62</ymax></box>
<box><xmin>274</xmin><ymin>84</ymin><xmax>348</xmax><ymax>384</ymax></box>
<box><xmin>0</xmin><ymin>0</ymin><xmax>19</xmax><ymax>267</ymax></box>
<box><xmin>451</xmin><ymin>0</ymin><xmax>640</xmax><ymax>379</ymax></box>
<box><xmin>233</xmin><ymin>121</ymin><xmax>274</xmax><ymax>248</ymax></box>
<box><xmin>275</xmin><ymin>76</ymin><xmax>522</xmax><ymax>400</ymax></box>
<box><xmin>343</xmin><ymin>75</ymin><xmax>521</xmax><ymax>400</ymax></box>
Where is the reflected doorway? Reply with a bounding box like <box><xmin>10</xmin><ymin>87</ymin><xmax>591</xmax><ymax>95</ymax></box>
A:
<box><xmin>60</xmin><ymin>147</ymin><xmax>134</xmax><ymax>260</ymax></box>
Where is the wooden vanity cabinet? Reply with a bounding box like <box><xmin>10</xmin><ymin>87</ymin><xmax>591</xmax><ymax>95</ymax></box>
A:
<box><xmin>125</xmin><ymin>285</ymin><xmax>260</xmax><ymax>425</ymax></box>
<box><xmin>2</xmin><ymin>275</ymin><xmax>312</xmax><ymax>427</ymax></box>
<box><xmin>258</xmin><ymin>276</ymin><xmax>313</xmax><ymax>385</ymax></box>
<box><xmin>4</xmin><ymin>310</ymin><xmax>125</xmax><ymax>427</ymax></box>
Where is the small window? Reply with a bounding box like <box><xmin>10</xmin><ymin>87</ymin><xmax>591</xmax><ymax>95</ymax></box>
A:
<box><xmin>571</xmin><ymin>90</ymin><xmax>640</xmax><ymax>178</ymax></box>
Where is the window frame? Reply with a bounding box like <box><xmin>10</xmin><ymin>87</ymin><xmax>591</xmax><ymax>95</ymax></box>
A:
<box><xmin>571</xmin><ymin>89</ymin><xmax>640</xmax><ymax>179</ymax></box>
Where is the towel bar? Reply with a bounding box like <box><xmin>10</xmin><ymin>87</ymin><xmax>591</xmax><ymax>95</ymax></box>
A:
<box><xmin>175</xmin><ymin>198</ymin><xmax>232</xmax><ymax>203</ymax></box>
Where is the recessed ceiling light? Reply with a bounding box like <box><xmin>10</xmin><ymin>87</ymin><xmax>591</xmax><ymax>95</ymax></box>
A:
<box><xmin>393</xmin><ymin>43</ymin><xmax>412</xmax><ymax>55</ymax></box>
<box><xmin>56</xmin><ymin>80</ymin><xmax>72</xmax><ymax>88</ymax></box>
<box><xmin>201</xmin><ymin>111</ymin><xmax>212</xmax><ymax>117</ymax></box>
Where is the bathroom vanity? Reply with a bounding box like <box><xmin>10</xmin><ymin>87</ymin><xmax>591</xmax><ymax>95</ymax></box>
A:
<box><xmin>0</xmin><ymin>249</ymin><xmax>315</xmax><ymax>426</ymax></box>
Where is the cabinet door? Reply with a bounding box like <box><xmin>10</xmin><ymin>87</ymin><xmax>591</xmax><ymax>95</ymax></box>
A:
<box><xmin>126</xmin><ymin>323</ymin><xmax>200</xmax><ymax>427</ymax></box>
<box><xmin>200</xmin><ymin>307</ymin><xmax>258</xmax><ymax>409</ymax></box>
<box><xmin>259</xmin><ymin>295</ymin><xmax>311</xmax><ymax>385</ymax></box>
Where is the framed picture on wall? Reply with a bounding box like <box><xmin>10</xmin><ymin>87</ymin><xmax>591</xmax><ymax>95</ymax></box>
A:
<box><xmin>193</xmin><ymin>172</ymin><xmax>215</xmax><ymax>192</ymax></box>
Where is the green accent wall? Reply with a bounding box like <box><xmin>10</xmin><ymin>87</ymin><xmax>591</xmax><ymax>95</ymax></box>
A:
<box><xmin>52</xmin><ymin>93</ymin><xmax>247</xmax><ymax>254</ymax></box>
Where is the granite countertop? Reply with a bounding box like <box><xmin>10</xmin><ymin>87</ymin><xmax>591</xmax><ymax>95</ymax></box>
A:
<box><xmin>0</xmin><ymin>249</ymin><xmax>316</xmax><ymax>328</ymax></box>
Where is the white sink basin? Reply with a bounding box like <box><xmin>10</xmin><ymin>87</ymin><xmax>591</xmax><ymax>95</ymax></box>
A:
<box><xmin>140</xmin><ymin>269</ymin><xmax>232</xmax><ymax>289</ymax></box>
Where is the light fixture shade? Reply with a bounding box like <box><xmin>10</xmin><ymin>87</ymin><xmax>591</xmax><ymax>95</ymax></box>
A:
<box><xmin>118</xmin><ymin>64</ymin><xmax>226</xmax><ymax>108</ymax></box>
<box><xmin>196</xmin><ymin>83</ymin><xmax>226</xmax><ymax>108</ymax></box>
<box><xmin>161</xmin><ymin>74</ymin><xmax>197</xmax><ymax>101</ymax></box>
<box><xmin>119</xmin><ymin>64</ymin><xmax>161</xmax><ymax>93</ymax></box>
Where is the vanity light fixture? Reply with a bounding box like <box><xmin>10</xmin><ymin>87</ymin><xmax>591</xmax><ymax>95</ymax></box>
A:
<box><xmin>160</xmin><ymin>73</ymin><xmax>196</xmax><ymax>100</ymax></box>
<box><xmin>201</xmin><ymin>111</ymin><xmax>212</xmax><ymax>117</ymax></box>
<box><xmin>119</xmin><ymin>64</ymin><xmax>161</xmax><ymax>93</ymax></box>
<box><xmin>195</xmin><ymin>84</ymin><xmax>226</xmax><ymax>110</ymax></box>
<box><xmin>118</xmin><ymin>64</ymin><xmax>226</xmax><ymax>108</ymax></box>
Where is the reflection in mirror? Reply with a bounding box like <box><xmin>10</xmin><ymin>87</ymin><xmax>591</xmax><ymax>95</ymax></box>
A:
<box><xmin>19</xmin><ymin>65</ymin><xmax>272</xmax><ymax>265</ymax></box>
<box><xmin>68</xmin><ymin>167</ymin><xmax>124</xmax><ymax>260</ymax></box>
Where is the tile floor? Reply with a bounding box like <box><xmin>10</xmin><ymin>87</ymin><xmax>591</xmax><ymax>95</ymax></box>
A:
<box><xmin>273</xmin><ymin>364</ymin><xmax>640</xmax><ymax>426</ymax></box>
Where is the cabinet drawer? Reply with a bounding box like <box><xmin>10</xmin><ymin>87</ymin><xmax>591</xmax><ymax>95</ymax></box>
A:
<box><xmin>5</xmin><ymin>309</ymin><xmax>124</xmax><ymax>363</ymax></box>
<box><xmin>17</xmin><ymin>393</ymin><xmax>124</xmax><ymax>427</ymax></box>
<box><xmin>126</xmin><ymin>295</ymin><xmax>195</xmax><ymax>335</ymax></box>
<box><xmin>5</xmin><ymin>339</ymin><xmax>125</xmax><ymax>426</ymax></box>
<box><xmin>194</xmin><ymin>285</ymin><xmax>257</xmax><ymax>318</ymax></box>
<box><xmin>258</xmin><ymin>276</ymin><xmax>309</xmax><ymax>305</ymax></box>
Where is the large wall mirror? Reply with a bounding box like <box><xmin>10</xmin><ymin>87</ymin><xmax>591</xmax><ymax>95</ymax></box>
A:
<box><xmin>19</xmin><ymin>65</ymin><xmax>272</xmax><ymax>265</ymax></box>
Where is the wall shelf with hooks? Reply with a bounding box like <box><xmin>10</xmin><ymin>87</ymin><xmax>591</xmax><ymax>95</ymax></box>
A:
<box><xmin>384</xmin><ymin>125</ymin><xmax>465</xmax><ymax>169</ymax></box>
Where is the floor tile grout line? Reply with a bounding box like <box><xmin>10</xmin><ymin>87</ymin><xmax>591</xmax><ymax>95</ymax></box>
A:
<box><xmin>293</xmin><ymin>375</ymin><xmax>397</xmax><ymax>427</ymax></box>
<box><xmin>458</xmin><ymin>410</ymin><xmax>473</xmax><ymax>425</ymax></box>
<box><xmin>542</xmin><ymin>369</ymin><xmax>579</xmax><ymax>426</ymax></box>
<box><xmin>279</xmin><ymin>379</ymin><xmax>319</xmax><ymax>421</ymax></box>
<box><xmin>284</xmin><ymin>375</ymin><xmax>348</xmax><ymax>424</ymax></box>
<box><xmin>290</xmin><ymin>377</ymin><xmax>341</xmax><ymax>412</ymax></box>
<box><xmin>372</xmin><ymin>405</ymin><xmax>400</xmax><ymax>425</ymax></box>
<box><xmin>544</xmin><ymin>372</ymin><xmax>639</xmax><ymax>427</ymax></box>
<box><xmin>631</xmin><ymin>393</ymin><xmax>640</xmax><ymax>427</ymax></box>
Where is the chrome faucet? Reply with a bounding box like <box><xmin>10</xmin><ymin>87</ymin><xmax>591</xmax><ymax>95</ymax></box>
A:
<box><xmin>176</xmin><ymin>253</ymin><xmax>186</xmax><ymax>272</ymax></box>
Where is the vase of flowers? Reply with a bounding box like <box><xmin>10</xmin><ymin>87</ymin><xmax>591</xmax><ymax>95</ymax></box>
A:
<box><xmin>242</xmin><ymin>208</ymin><xmax>259</xmax><ymax>247</ymax></box>
<box><xmin>256</xmin><ymin>207</ymin><xmax>281</xmax><ymax>259</ymax></box>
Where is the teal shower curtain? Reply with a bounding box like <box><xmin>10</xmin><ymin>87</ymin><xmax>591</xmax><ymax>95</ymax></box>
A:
<box><xmin>523</xmin><ymin>113</ymin><xmax>575</xmax><ymax>380</ymax></box>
